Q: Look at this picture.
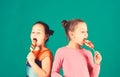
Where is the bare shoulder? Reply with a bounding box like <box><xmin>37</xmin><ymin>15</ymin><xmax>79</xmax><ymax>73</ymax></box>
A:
<box><xmin>40</xmin><ymin>49</ymin><xmax>53</xmax><ymax>61</ymax></box>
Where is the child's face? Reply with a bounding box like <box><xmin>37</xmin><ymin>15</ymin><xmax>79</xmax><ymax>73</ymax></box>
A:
<box><xmin>71</xmin><ymin>22</ymin><xmax>88</xmax><ymax>45</ymax></box>
<box><xmin>31</xmin><ymin>24</ymin><xmax>46</xmax><ymax>46</ymax></box>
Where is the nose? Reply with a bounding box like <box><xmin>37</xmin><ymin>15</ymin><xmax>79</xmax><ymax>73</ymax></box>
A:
<box><xmin>84</xmin><ymin>33</ymin><xmax>88</xmax><ymax>38</ymax></box>
<box><xmin>31</xmin><ymin>32</ymin><xmax>37</xmax><ymax>39</ymax></box>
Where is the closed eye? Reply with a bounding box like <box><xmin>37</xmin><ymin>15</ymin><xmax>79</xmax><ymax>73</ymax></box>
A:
<box><xmin>32</xmin><ymin>32</ymin><xmax>35</xmax><ymax>34</ymax></box>
<box><xmin>81</xmin><ymin>31</ymin><xmax>85</xmax><ymax>33</ymax></box>
<box><xmin>37</xmin><ymin>32</ymin><xmax>41</xmax><ymax>34</ymax></box>
<box><xmin>81</xmin><ymin>31</ymin><xmax>88</xmax><ymax>33</ymax></box>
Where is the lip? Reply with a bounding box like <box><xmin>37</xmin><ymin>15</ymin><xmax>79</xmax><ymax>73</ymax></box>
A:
<box><xmin>33</xmin><ymin>38</ymin><xmax>37</xmax><ymax>41</ymax></box>
<box><xmin>32</xmin><ymin>38</ymin><xmax>37</xmax><ymax>46</ymax></box>
<box><xmin>83</xmin><ymin>38</ymin><xmax>86</xmax><ymax>43</ymax></box>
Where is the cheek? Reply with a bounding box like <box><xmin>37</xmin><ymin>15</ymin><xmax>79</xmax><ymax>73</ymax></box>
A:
<box><xmin>75</xmin><ymin>33</ymin><xmax>81</xmax><ymax>38</ymax></box>
<box><xmin>75</xmin><ymin>33</ymin><xmax>84</xmax><ymax>41</ymax></box>
<box><xmin>37</xmin><ymin>35</ymin><xmax>45</xmax><ymax>40</ymax></box>
<box><xmin>30</xmin><ymin>34</ymin><xmax>33</xmax><ymax>40</ymax></box>
<box><xmin>86</xmin><ymin>33</ymin><xmax>88</xmax><ymax>38</ymax></box>
<box><xmin>37</xmin><ymin>34</ymin><xmax>46</xmax><ymax>42</ymax></box>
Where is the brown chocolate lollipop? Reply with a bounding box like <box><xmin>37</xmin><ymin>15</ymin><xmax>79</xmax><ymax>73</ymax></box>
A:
<box><xmin>31</xmin><ymin>38</ymin><xmax>37</xmax><ymax>50</ymax></box>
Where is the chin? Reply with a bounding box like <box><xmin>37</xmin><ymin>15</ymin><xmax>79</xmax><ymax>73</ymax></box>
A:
<box><xmin>80</xmin><ymin>42</ymin><xmax>84</xmax><ymax>46</ymax></box>
<box><xmin>37</xmin><ymin>43</ymin><xmax>43</xmax><ymax>47</ymax></box>
<box><xmin>80</xmin><ymin>44</ymin><xmax>83</xmax><ymax>46</ymax></box>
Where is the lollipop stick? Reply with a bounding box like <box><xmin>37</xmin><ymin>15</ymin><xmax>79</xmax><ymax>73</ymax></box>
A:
<box><xmin>32</xmin><ymin>38</ymin><xmax>37</xmax><ymax>51</ymax></box>
<box><xmin>32</xmin><ymin>46</ymin><xmax>36</xmax><ymax>51</ymax></box>
<box><xmin>92</xmin><ymin>48</ymin><xmax>95</xmax><ymax>52</ymax></box>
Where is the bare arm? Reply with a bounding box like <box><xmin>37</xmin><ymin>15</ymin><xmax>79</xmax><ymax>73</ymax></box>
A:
<box><xmin>27</xmin><ymin>52</ymin><xmax>52</xmax><ymax>77</ymax></box>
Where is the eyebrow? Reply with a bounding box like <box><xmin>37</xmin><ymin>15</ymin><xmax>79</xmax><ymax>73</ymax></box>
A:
<box><xmin>32</xmin><ymin>29</ymin><xmax>43</xmax><ymax>31</ymax></box>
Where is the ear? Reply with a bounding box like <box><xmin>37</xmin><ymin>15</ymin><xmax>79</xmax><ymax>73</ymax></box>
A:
<box><xmin>68</xmin><ymin>31</ymin><xmax>75</xmax><ymax>39</ymax></box>
<box><xmin>45</xmin><ymin>34</ymin><xmax>49</xmax><ymax>41</ymax></box>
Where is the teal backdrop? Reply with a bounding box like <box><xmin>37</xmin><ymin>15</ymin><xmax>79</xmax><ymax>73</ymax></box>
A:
<box><xmin>0</xmin><ymin>0</ymin><xmax>120</xmax><ymax>77</ymax></box>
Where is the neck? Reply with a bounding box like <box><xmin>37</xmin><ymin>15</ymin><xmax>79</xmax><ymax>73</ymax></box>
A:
<box><xmin>39</xmin><ymin>44</ymin><xmax>47</xmax><ymax>50</ymax></box>
<box><xmin>67</xmin><ymin>40</ymin><xmax>81</xmax><ymax>49</ymax></box>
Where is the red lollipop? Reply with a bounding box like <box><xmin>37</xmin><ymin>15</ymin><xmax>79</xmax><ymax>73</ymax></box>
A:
<box><xmin>84</xmin><ymin>40</ymin><xmax>95</xmax><ymax>51</ymax></box>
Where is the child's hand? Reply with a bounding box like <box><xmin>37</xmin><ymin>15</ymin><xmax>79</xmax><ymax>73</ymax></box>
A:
<box><xmin>27</xmin><ymin>52</ymin><xmax>35</xmax><ymax>63</ymax></box>
<box><xmin>94</xmin><ymin>51</ymin><xmax>102</xmax><ymax>64</ymax></box>
<box><xmin>30</xmin><ymin>44</ymin><xmax>40</xmax><ymax>51</ymax></box>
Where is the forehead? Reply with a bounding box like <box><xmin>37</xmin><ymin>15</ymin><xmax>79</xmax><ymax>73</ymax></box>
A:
<box><xmin>32</xmin><ymin>24</ymin><xmax>45</xmax><ymax>31</ymax></box>
<box><xmin>75</xmin><ymin>22</ymin><xmax>87</xmax><ymax>31</ymax></box>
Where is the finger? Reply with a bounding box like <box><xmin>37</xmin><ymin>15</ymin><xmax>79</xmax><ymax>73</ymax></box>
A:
<box><xmin>30</xmin><ymin>47</ymin><xmax>33</xmax><ymax>51</ymax></box>
<box><xmin>30</xmin><ymin>46</ymin><xmax>36</xmax><ymax>51</ymax></box>
<box><xmin>94</xmin><ymin>51</ymin><xmax>100</xmax><ymax>58</ymax></box>
<box><xmin>94</xmin><ymin>52</ymin><xmax>102</xmax><ymax>60</ymax></box>
<box><xmin>31</xmin><ymin>45</ymin><xmax>35</xmax><ymax>49</ymax></box>
<box><xmin>94</xmin><ymin>51</ymin><xmax>100</xmax><ymax>55</ymax></box>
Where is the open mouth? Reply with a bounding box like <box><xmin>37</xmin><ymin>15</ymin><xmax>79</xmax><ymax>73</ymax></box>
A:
<box><xmin>33</xmin><ymin>38</ymin><xmax>37</xmax><ymax>41</ymax></box>
<box><xmin>32</xmin><ymin>38</ymin><xmax>37</xmax><ymax>46</ymax></box>
<box><xmin>83</xmin><ymin>38</ymin><xmax>86</xmax><ymax>43</ymax></box>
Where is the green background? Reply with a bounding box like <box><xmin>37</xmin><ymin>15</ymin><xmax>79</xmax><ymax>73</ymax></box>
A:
<box><xmin>0</xmin><ymin>0</ymin><xmax>120</xmax><ymax>77</ymax></box>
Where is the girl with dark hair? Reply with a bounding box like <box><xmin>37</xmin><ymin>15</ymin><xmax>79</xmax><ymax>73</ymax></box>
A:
<box><xmin>26</xmin><ymin>21</ymin><xmax>54</xmax><ymax>77</ymax></box>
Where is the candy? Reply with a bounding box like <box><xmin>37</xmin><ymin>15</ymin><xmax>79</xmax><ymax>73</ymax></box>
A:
<box><xmin>84</xmin><ymin>40</ymin><xmax>95</xmax><ymax>50</ymax></box>
<box><xmin>32</xmin><ymin>38</ymin><xmax>37</xmax><ymax>46</ymax></box>
<box><xmin>31</xmin><ymin>38</ymin><xmax>37</xmax><ymax>50</ymax></box>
